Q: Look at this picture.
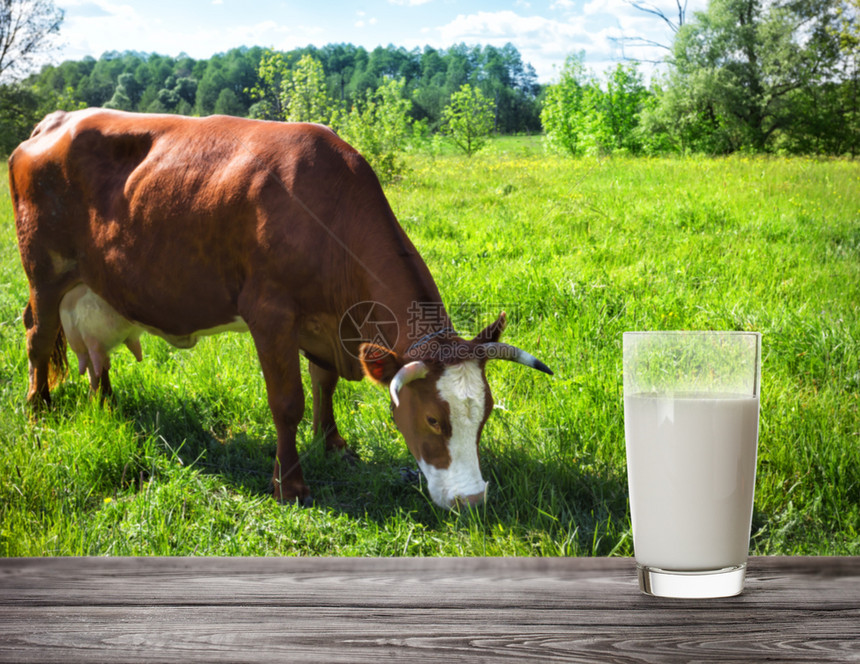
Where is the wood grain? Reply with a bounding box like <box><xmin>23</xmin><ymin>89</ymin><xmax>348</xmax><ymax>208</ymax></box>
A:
<box><xmin>1</xmin><ymin>557</ymin><xmax>858</xmax><ymax>663</ymax></box>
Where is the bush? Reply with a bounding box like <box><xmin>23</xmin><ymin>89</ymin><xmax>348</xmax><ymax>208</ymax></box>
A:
<box><xmin>333</xmin><ymin>78</ymin><xmax>413</xmax><ymax>182</ymax></box>
<box><xmin>441</xmin><ymin>83</ymin><xmax>495</xmax><ymax>157</ymax></box>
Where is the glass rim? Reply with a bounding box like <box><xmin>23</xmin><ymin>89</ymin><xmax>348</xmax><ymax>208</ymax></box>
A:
<box><xmin>623</xmin><ymin>330</ymin><xmax>761</xmax><ymax>338</ymax></box>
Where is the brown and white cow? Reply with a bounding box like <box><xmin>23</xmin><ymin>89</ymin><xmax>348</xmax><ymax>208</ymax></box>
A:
<box><xmin>9</xmin><ymin>108</ymin><xmax>552</xmax><ymax>509</ymax></box>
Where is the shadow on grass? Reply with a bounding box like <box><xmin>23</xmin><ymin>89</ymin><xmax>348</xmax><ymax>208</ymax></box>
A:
<box><xmin>300</xmin><ymin>436</ymin><xmax>631</xmax><ymax>556</ymax></box>
<box><xmin>480</xmin><ymin>445</ymin><xmax>632</xmax><ymax>555</ymax></box>
<box><xmin>47</xmin><ymin>377</ymin><xmax>629</xmax><ymax>553</ymax></box>
<box><xmin>111</xmin><ymin>388</ymin><xmax>278</xmax><ymax>496</ymax></box>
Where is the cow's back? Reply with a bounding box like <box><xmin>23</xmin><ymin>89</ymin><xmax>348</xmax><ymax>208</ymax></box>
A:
<box><xmin>10</xmin><ymin>109</ymin><xmax>374</xmax><ymax>337</ymax></box>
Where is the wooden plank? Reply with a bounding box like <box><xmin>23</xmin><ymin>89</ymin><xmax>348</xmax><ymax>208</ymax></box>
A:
<box><xmin>2</xmin><ymin>604</ymin><xmax>858</xmax><ymax>664</ymax></box>
<box><xmin>1</xmin><ymin>556</ymin><xmax>858</xmax><ymax>610</ymax></box>
<box><xmin>0</xmin><ymin>557</ymin><xmax>636</xmax><ymax>609</ymax></box>
<box><xmin>0</xmin><ymin>557</ymin><xmax>858</xmax><ymax>663</ymax></box>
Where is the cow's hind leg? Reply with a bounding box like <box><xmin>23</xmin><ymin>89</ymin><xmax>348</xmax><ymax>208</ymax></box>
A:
<box><xmin>308</xmin><ymin>360</ymin><xmax>354</xmax><ymax>459</ymax></box>
<box><xmin>83</xmin><ymin>340</ymin><xmax>114</xmax><ymax>399</ymax></box>
<box><xmin>309</xmin><ymin>361</ymin><xmax>358</xmax><ymax>464</ymax></box>
<box><xmin>85</xmin><ymin>365</ymin><xmax>113</xmax><ymax>401</ymax></box>
<box><xmin>22</xmin><ymin>293</ymin><xmax>68</xmax><ymax>408</ymax></box>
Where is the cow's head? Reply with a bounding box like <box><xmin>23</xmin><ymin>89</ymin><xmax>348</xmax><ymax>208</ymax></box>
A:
<box><xmin>359</xmin><ymin>313</ymin><xmax>552</xmax><ymax>509</ymax></box>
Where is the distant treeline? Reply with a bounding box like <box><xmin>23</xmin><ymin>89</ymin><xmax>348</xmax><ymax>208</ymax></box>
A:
<box><xmin>1</xmin><ymin>0</ymin><xmax>858</xmax><ymax>159</ymax></box>
<box><xmin>0</xmin><ymin>43</ymin><xmax>543</xmax><ymax>154</ymax></box>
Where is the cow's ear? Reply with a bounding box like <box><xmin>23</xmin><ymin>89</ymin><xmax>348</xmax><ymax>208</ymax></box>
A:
<box><xmin>359</xmin><ymin>343</ymin><xmax>402</xmax><ymax>384</ymax></box>
<box><xmin>473</xmin><ymin>311</ymin><xmax>507</xmax><ymax>344</ymax></box>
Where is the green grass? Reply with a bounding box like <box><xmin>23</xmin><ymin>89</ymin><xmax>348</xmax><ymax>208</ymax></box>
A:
<box><xmin>1</xmin><ymin>139</ymin><xmax>858</xmax><ymax>556</ymax></box>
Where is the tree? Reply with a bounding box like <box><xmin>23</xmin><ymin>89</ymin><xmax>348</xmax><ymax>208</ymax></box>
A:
<box><xmin>0</xmin><ymin>82</ymin><xmax>40</xmax><ymax>153</ymax></box>
<box><xmin>0</xmin><ymin>0</ymin><xmax>63</xmax><ymax>82</ymax></box>
<box><xmin>322</xmin><ymin>43</ymin><xmax>359</xmax><ymax>102</ymax></box>
<box><xmin>634</xmin><ymin>78</ymin><xmax>682</xmax><ymax>154</ymax></box>
<box><xmin>194</xmin><ymin>47</ymin><xmax>256</xmax><ymax>117</ymax></box>
<box><xmin>828</xmin><ymin>0</ymin><xmax>860</xmax><ymax>155</ymax></box>
<box><xmin>13</xmin><ymin>42</ymin><xmax>553</xmax><ymax>141</ymax></box>
<box><xmin>441</xmin><ymin>83</ymin><xmax>495</xmax><ymax>156</ymax></box>
<box><xmin>594</xmin><ymin>63</ymin><xmax>649</xmax><ymax>153</ymax></box>
<box><xmin>247</xmin><ymin>49</ymin><xmax>289</xmax><ymax>120</ymax></box>
<box><xmin>103</xmin><ymin>86</ymin><xmax>132</xmax><ymax>111</ymax></box>
<box><xmin>612</xmin><ymin>0</ymin><xmax>689</xmax><ymax>61</ymax></box>
<box><xmin>542</xmin><ymin>56</ymin><xmax>650</xmax><ymax>156</ymax></box>
<box><xmin>473</xmin><ymin>43</ymin><xmax>541</xmax><ymax>133</ymax></box>
<box><xmin>104</xmin><ymin>71</ymin><xmax>143</xmax><ymax>110</ymax></box>
<box><xmin>174</xmin><ymin>77</ymin><xmax>197</xmax><ymax>106</ymax></box>
<box><xmin>283</xmin><ymin>53</ymin><xmax>329</xmax><ymax>123</ymax></box>
<box><xmin>334</xmin><ymin>77</ymin><xmax>413</xmax><ymax>182</ymax></box>
<box><xmin>659</xmin><ymin>0</ymin><xmax>847</xmax><ymax>153</ymax></box>
<box><xmin>540</xmin><ymin>53</ymin><xmax>592</xmax><ymax>156</ymax></box>
<box><xmin>214</xmin><ymin>87</ymin><xmax>244</xmax><ymax>116</ymax></box>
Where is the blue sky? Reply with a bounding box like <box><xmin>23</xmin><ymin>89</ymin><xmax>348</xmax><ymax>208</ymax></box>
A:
<box><xmin>55</xmin><ymin>0</ymin><xmax>706</xmax><ymax>82</ymax></box>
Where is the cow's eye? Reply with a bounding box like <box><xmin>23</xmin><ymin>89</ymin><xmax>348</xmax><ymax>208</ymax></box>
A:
<box><xmin>426</xmin><ymin>416</ymin><xmax>439</xmax><ymax>428</ymax></box>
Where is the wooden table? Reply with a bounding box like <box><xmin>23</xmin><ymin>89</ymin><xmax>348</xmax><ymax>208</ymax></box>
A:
<box><xmin>1</xmin><ymin>556</ymin><xmax>858</xmax><ymax>663</ymax></box>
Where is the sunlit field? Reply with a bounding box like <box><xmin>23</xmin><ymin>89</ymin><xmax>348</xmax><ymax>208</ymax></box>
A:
<box><xmin>1</xmin><ymin>139</ymin><xmax>857</xmax><ymax>556</ymax></box>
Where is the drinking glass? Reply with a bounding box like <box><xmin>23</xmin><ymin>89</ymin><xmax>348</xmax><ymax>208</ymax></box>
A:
<box><xmin>623</xmin><ymin>331</ymin><xmax>761</xmax><ymax>598</ymax></box>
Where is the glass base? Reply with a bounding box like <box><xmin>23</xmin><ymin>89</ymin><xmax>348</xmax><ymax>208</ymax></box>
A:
<box><xmin>637</xmin><ymin>563</ymin><xmax>746</xmax><ymax>598</ymax></box>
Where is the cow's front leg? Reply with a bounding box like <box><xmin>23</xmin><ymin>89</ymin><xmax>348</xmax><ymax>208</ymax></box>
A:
<box><xmin>308</xmin><ymin>360</ymin><xmax>351</xmax><ymax>456</ymax></box>
<box><xmin>247</xmin><ymin>321</ymin><xmax>310</xmax><ymax>505</ymax></box>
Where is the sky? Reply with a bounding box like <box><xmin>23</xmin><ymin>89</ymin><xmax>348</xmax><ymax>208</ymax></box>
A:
<box><xmin>54</xmin><ymin>0</ymin><xmax>707</xmax><ymax>83</ymax></box>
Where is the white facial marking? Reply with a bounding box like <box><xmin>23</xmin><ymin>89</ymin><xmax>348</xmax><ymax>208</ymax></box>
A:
<box><xmin>420</xmin><ymin>360</ymin><xmax>488</xmax><ymax>508</ymax></box>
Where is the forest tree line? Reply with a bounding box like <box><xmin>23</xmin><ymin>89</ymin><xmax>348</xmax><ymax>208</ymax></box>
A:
<box><xmin>0</xmin><ymin>0</ymin><xmax>857</xmax><ymax>158</ymax></box>
<box><xmin>0</xmin><ymin>42</ymin><xmax>542</xmax><ymax>154</ymax></box>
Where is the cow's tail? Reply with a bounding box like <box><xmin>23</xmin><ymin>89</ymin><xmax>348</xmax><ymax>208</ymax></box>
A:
<box><xmin>48</xmin><ymin>326</ymin><xmax>69</xmax><ymax>389</ymax></box>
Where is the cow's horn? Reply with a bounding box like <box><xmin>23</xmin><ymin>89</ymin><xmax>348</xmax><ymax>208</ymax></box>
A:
<box><xmin>482</xmin><ymin>343</ymin><xmax>554</xmax><ymax>375</ymax></box>
<box><xmin>389</xmin><ymin>361</ymin><xmax>429</xmax><ymax>407</ymax></box>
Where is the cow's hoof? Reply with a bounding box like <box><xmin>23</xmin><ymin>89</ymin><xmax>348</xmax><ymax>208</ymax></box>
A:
<box><xmin>276</xmin><ymin>494</ymin><xmax>314</xmax><ymax>508</ymax></box>
<box><xmin>334</xmin><ymin>446</ymin><xmax>360</xmax><ymax>466</ymax></box>
<box><xmin>271</xmin><ymin>484</ymin><xmax>314</xmax><ymax>508</ymax></box>
<box><xmin>93</xmin><ymin>389</ymin><xmax>117</xmax><ymax>407</ymax></box>
<box><xmin>26</xmin><ymin>391</ymin><xmax>51</xmax><ymax>413</ymax></box>
<box><xmin>323</xmin><ymin>434</ymin><xmax>359</xmax><ymax>466</ymax></box>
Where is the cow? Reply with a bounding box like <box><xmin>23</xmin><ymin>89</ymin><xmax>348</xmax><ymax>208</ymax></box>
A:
<box><xmin>8</xmin><ymin>108</ymin><xmax>552</xmax><ymax>509</ymax></box>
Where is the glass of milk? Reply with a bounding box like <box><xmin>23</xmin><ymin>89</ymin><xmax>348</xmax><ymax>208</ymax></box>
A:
<box><xmin>623</xmin><ymin>331</ymin><xmax>761</xmax><ymax>598</ymax></box>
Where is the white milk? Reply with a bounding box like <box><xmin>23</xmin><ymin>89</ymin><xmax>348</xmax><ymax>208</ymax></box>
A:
<box><xmin>625</xmin><ymin>393</ymin><xmax>760</xmax><ymax>571</ymax></box>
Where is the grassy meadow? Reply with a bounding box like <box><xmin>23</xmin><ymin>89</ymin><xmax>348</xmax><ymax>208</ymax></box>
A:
<box><xmin>1</xmin><ymin>138</ymin><xmax>858</xmax><ymax>557</ymax></box>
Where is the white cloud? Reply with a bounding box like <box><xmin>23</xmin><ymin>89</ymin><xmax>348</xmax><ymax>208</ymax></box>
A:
<box><xmin>388</xmin><ymin>0</ymin><xmax>434</xmax><ymax>5</ymax></box>
<box><xmin>56</xmin><ymin>0</ymin><xmax>323</xmax><ymax>61</ymax></box>
<box><xmin>64</xmin><ymin>1</ymin><xmax>112</xmax><ymax>18</ymax></box>
<box><xmin>582</xmin><ymin>0</ymin><xmax>606</xmax><ymax>15</ymax></box>
<box><xmin>58</xmin><ymin>1</ymin><xmax>151</xmax><ymax>57</ymax></box>
<box><xmin>581</xmin><ymin>0</ymin><xmax>708</xmax><ymax>66</ymax></box>
<box><xmin>431</xmin><ymin>10</ymin><xmax>597</xmax><ymax>82</ymax></box>
<box><xmin>428</xmin><ymin>2</ymin><xmax>709</xmax><ymax>82</ymax></box>
<box><xmin>355</xmin><ymin>10</ymin><xmax>377</xmax><ymax>29</ymax></box>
